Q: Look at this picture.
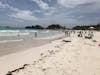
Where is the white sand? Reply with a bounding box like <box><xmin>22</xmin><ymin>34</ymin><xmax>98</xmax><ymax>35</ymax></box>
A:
<box><xmin>0</xmin><ymin>31</ymin><xmax>100</xmax><ymax>75</ymax></box>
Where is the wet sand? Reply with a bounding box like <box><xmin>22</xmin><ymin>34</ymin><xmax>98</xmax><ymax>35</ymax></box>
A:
<box><xmin>0</xmin><ymin>39</ymin><xmax>50</xmax><ymax>56</ymax></box>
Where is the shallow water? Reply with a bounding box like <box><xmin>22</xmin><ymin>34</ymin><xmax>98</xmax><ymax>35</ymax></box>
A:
<box><xmin>0</xmin><ymin>29</ymin><xmax>64</xmax><ymax>56</ymax></box>
<box><xmin>0</xmin><ymin>29</ymin><xmax>62</xmax><ymax>42</ymax></box>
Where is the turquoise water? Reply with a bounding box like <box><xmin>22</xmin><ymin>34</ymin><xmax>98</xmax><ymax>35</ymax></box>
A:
<box><xmin>0</xmin><ymin>29</ymin><xmax>62</xmax><ymax>42</ymax></box>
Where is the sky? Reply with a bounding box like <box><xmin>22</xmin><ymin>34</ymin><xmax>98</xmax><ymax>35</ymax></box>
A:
<box><xmin>0</xmin><ymin>0</ymin><xmax>100</xmax><ymax>27</ymax></box>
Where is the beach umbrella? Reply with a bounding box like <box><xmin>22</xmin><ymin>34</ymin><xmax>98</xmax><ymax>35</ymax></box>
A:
<box><xmin>89</xmin><ymin>26</ymin><xmax>95</xmax><ymax>30</ymax></box>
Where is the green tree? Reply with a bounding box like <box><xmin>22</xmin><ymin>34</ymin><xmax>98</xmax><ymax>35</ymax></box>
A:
<box><xmin>47</xmin><ymin>24</ymin><xmax>65</xmax><ymax>29</ymax></box>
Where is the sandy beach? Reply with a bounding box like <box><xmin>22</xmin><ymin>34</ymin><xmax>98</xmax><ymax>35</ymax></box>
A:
<box><xmin>0</xmin><ymin>31</ymin><xmax>100</xmax><ymax>75</ymax></box>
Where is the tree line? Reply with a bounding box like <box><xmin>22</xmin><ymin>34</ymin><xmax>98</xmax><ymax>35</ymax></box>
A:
<box><xmin>25</xmin><ymin>23</ymin><xmax>100</xmax><ymax>30</ymax></box>
<box><xmin>25</xmin><ymin>24</ymin><xmax>66</xmax><ymax>29</ymax></box>
<box><xmin>72</xmin><ymin>23</ymin><xmax>100</xmax><ymax>30</ymax></box>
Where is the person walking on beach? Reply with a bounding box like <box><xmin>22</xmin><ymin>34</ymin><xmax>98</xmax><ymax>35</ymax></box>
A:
<box><xmin>65</xmin><ymin>30</ymin><xmax>70</xmax><ymax>37</ymax></box>
<box><xmin>68</xmin><ymin>31</ymin><xmax>71</xmax><ymax>37</ymax></box>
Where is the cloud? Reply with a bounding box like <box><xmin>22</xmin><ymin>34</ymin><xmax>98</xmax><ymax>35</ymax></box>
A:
<box><xmin>0</xmin><ymin>0</ymin><xmax>100</xmax><ymax>27</ymax></box>
<box><xmin>32</xmin><ymin>0</ymin><xmax>56</xmax><ymax>16</ymax></box>
<box><xmin>9</xmin><ymin>10</ymin><xmax>38</xmax><ymax>21</ymax></box>
<box><xmin>32</xmin><ymin>0</ymin><xmax>50</xmax><ymax>10</ymax></box>
<box><xmin>77</xmin><ymin>16</ymin><xmax>84</xmax><ymax>19</ymax></box>
<box><xmin>56</xmin><ymin>0</ymin><xmax>100</xmax><ymax>24</ymax></box>
<box><xmin>48</xmin><ymin>0</ymin><xmax>51</xmax><ymax>2</ymax></box>
<box><xmin>0</xmin><ymin>1</ymin><xmax>9</xmax><ymax>8</ymax></box>
<box><xmin>0</xmin><ymin>1</ymin><xmax>38</xmax><ymax>21</ymax></box>
<box><xmin>44</xmin><ymin>11</ymin><xmax>54</xmax><ymax>16</ymax></box>
<box><xmin>34</xmin><ymin>10</ymin><xmax>41</xmax><ymax>13</ymax></box>
<box><xmin>44</xmin><ymin>7</ymin><xmax>57</xmax><ymax>16</ymax></box>
<box><xmin>0</xmin><ymin>1</ymin><xmax>19</xmax><ymax>11</ymax></box>
<box><xmin>57</xmin><ymin>0</ymin><xmax>100</xmax><ymax>8</ymax></box>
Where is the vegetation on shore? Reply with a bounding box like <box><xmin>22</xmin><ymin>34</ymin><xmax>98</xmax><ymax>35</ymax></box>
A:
<box><xmin>25</xmin><ymin>24</ymin><xmax>66</xmax><ymax>30</ymax></box>
<box><xmin>72</xmin><ymin>23</ymin><xmax>100</xmax><ymax>30</ymax></box>
<box><xmin>0</xmin><ymin>23</ymin><xmax>100</xmax><ymax>30</ymax></box>
<box><xmin>25</xmin><ymin>25</ymin><xmax>44</xmax><ymax>29</ymax></box>
<box><xmin>25</xmin><ymin>23</ymin><xmax>100</xmax><ymax>30</ymax></box>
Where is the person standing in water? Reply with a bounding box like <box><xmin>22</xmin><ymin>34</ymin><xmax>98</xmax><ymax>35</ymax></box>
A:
<box><xmin>17</xmin><ymin>32</ymin><xmax>20</xmax><ymax>39</ymax></box>
<box><xmin>35</xmin><ymin>32</ymin><xmax>37</xmax><ymax>38</ymax></box>
<box><xmin>65</xmin><ymin>31</ymin><xmax>68</xmax><ymax>37</ymax></box>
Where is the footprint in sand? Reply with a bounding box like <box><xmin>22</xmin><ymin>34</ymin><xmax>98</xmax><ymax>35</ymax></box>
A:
<box><xmin>71</xmin><ymin>69</ymin><xmax>80</xmax><ymax>75</ymax></box>
<box><xmin>68</xmin><ymin>60</ymin><xmax>72</xmax><ymax>63</ymax></box>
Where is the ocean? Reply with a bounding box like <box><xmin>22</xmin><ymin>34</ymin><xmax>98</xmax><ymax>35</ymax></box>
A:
<box><xmin>0</xmin><ymin>29</ymin><xmax>64</xmax><ymax>56</ymax></box>
<box><xmin>0</xmin><ymin>29</ymin><xmax>63</xmax><ymax>43</ymax></box>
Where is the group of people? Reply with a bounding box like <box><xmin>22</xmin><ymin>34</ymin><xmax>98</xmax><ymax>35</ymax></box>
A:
<box><xmin>77</xmin><ymin>30</ymin><xmax>94</xmax><ymax>39</ymax></box>
<box><xmin>64</xmin><ymin>30</ymin><xmax>94</xmax><ymax>39</ymax></box>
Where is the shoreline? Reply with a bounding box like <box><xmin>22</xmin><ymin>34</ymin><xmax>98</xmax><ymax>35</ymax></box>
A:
<box><xmin>0</xmin><ymin>36</ymin><xmax>64</xmax><ymax>75</ymax></box>
<box><xmin>0</xmin><ymin>31</ymin><xmax>100</xmax><ymax>75</ymax></box>
<box><xmin>0</xmin><ymin>33</ymin><xmax>64</xmax><ymax>57</ymax></box>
